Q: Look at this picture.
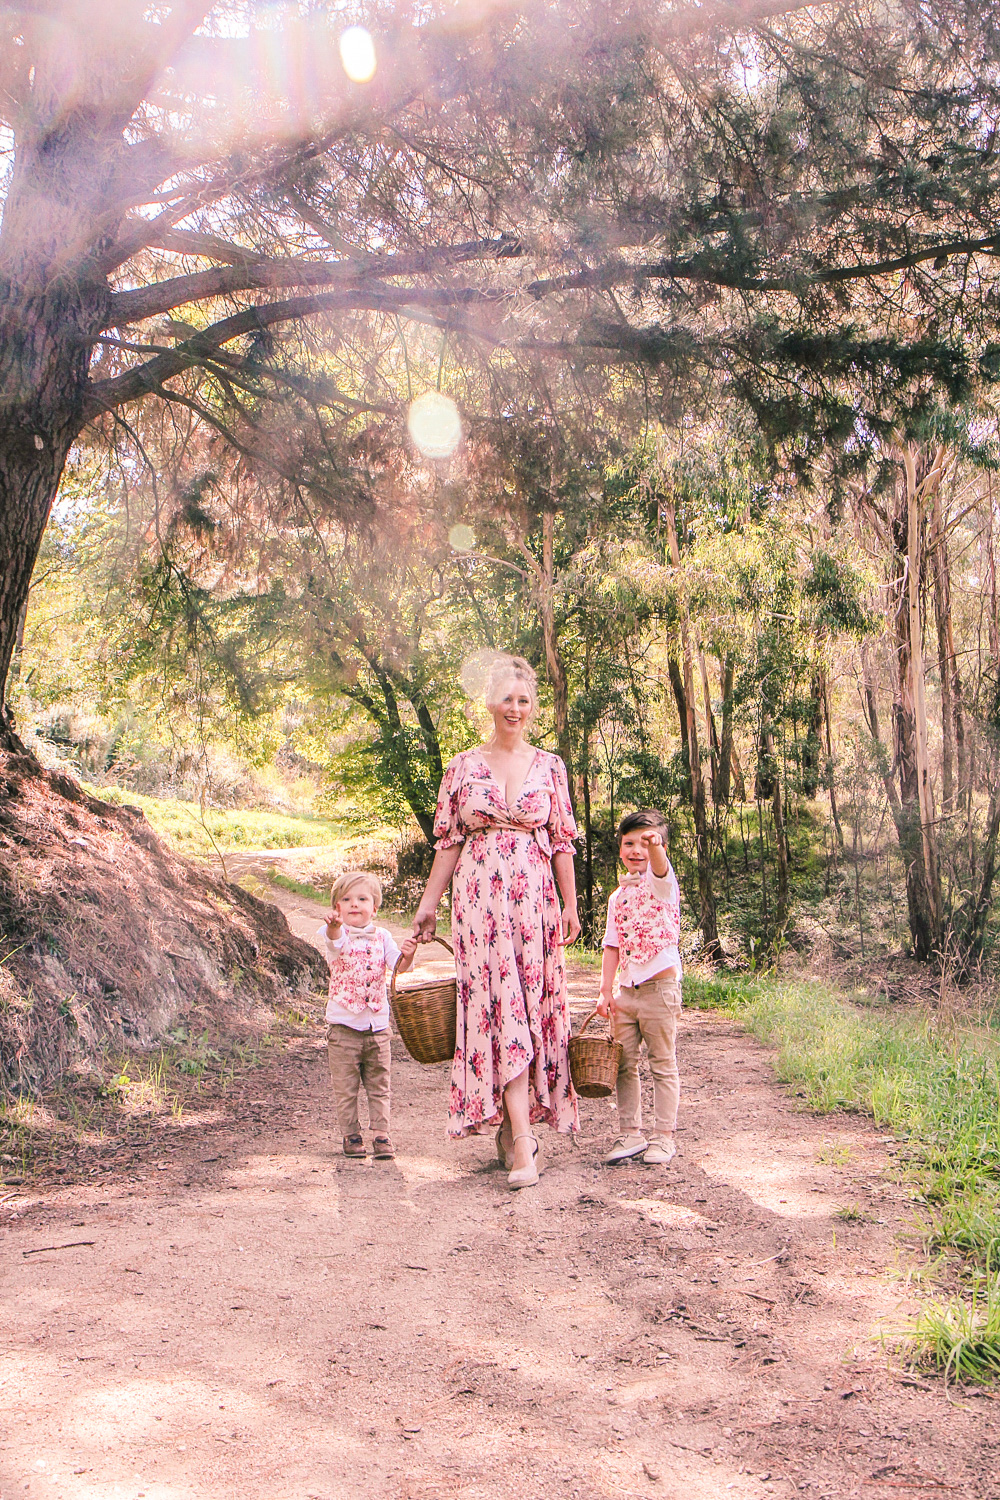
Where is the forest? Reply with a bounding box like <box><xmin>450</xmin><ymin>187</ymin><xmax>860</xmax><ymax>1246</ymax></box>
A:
<box><xmin>6</xmin><ymin>0</ymin><xmax>1000</xmax><ymax>1438</ymax></box>
<box><xmin>7</xmin><ymin>0</ymin><xmax>1000</xmax><ymax>980</ymax></box>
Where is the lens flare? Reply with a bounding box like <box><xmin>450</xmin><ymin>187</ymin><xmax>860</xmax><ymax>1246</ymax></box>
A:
<box><xmin>339</xmin><ymin>26</ymin><xmax>377</xmax><ymax>84</ymax></box>
<box><xmin>448</xmin><ymin>523</ymin><xmax>476</xmax><ymax>552</ymax></box>
<box><xmin>460</xmin><ymin>649</ymin><xmax>502</xmax><ymax>698</ymax></box>
<box><xmin>407</xmin><ymin>391</ymin><xmax>462</xmax><ymax>459</ymax></box>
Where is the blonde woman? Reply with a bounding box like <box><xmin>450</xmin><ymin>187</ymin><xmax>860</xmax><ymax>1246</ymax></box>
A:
<box><xmin>412</xmin><ymin>655</ymin><xmax>581</xmax><ymax>1188</ymax></box>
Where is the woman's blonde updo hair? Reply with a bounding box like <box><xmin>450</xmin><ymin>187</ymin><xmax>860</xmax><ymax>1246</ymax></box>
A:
<box><xmin>483</xmin><ymin>654</ymin><xmax>539</xmax><ymax>718</ymax></box>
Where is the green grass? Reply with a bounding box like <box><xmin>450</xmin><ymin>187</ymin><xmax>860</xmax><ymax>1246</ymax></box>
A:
<box><xmin>82</xmin><ymin>783</ymin><xmax>366</xmax><ymax>856</ymax></box>
<box><xmin>687</xmin><ymin>971</ymin><xmax>1000</xmax><ymax>1382</ymax></box>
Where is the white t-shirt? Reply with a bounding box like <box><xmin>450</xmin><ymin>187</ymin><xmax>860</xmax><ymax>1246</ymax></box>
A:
<box><xmin>602</xmin><ymin>864</ymin><xmax>682</xmax><ymax>988</ymax></box>
<box><xmin>316</xmin><ymin>923</ymin><xmax>402</xmax><ymax>1031</ymax></box>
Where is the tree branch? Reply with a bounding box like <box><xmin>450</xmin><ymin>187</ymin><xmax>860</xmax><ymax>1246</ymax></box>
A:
<box><xmin>87</xmin><ymin>285</ymin><xmax>503</xmax><ymax>417</ymax></box>
<box><xmin>106</xmin><ymin>236</ymin><xmax>520</xmax><ymax>326</ymax></box>
<box><xmin>525</xmin><ymin>233</ymin><xmax>1000</xmax><ymax>300</ymax></box>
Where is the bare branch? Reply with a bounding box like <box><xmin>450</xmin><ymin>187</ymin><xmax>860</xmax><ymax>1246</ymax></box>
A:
<box><xmin>86</xmin><ymin>285</ymin><xmax>503</xmax><ymax>417</ymax></box>
<box><xmin>105</xmin><ymin>237</ymin><xmax>521</xmax><ymax>326</ymax></box>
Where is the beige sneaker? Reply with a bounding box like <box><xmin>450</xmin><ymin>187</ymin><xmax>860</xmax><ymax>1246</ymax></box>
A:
<box><xmin>605</xmin><ymin>1133</ymin><xmax>648</xmax><ymax>1165</ymax></box>
<box><xmin>643</xmin><ymin>1135</ymin><xmax>676</xmax><ymax>1165</ymax></box>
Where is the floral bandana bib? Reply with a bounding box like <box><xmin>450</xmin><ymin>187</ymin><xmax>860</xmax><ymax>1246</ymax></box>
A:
<box><xmin>614</xmin><ymin>876</ymin><xmax>680</xmax><ymax>969</ymax></box>
<box><xmin>327</xmin><ymin>925</ymin><xmax>387</xmax><ymax>1015</ymax></box>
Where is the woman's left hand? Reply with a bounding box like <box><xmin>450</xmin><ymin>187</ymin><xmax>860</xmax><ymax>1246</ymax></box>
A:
<box><xmin>561</xmin><ymin>905</ymin><xmax>581</xmax><ymax>945</ymax></box>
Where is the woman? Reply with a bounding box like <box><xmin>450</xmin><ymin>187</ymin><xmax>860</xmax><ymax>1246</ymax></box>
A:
<box><xmin>411</xmin><ymin>655</ymin><xmax>581</xmax><ymax>1188</ymax></box>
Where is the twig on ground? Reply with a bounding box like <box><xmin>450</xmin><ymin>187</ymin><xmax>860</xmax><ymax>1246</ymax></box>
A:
<box><xmin>23</xmin><ymin>1240</ymin><xmax>96</xmax><ymax>1256</ymax></box>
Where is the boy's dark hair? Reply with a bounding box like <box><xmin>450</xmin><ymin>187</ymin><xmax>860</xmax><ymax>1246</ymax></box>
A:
<box><xmin>616</xmin><ymin>808</ymin><xmax>668</xmax><ymax>844</ymax></box>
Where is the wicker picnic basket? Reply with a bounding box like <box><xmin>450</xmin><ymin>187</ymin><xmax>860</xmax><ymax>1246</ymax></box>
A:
<box><xmin>568</xmin><ymin>1007</ymin><xmax>623</xmax><ymax>1099</ymax></box>
<box><xmin>390</xmin><ymin>937</ymin><xmax>457</xmax><ymax>1065</ymax></box>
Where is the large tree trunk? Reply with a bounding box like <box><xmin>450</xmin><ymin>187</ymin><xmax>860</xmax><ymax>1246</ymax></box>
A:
<box><xmin>0</xmin><ymin>100</ymin><xmax>120</xmax><ymax>741</ymax></box>
<box><xmin>665</xmin><ymin>497</ymin><xmax>722</xmax><ymax>961</ymax></box>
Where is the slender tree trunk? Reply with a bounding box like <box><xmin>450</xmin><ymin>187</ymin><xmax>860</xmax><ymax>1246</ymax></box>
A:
<box><xmin>929</xmin><ymin>476</ymin><xmax>966</xmax><ymax>814</ymax></box>
<box><xmin>581</xmin><ymin>642</ymin><xmax>594</xmax><ymax>940</ymax></box>
<box><xmin>521</xmin><ymin>509</ymin><xmax>574</xmax><ymax>787</ymax></box>
<box><xmin>667</xmin><ymin>653</ymin><xmax>690</xmax><ymax>790</ymax></box>
<box><xmin>665</xmin><ymin>496</ymin><xmax>721</xmax><ymax>961</ymax></box>
<box><xmin>821</xmin><ymin>667</ymin><xmax>844</xmax><ymax>846</ymax></box>
<box><xmin>717</xmin><ymin>655</ymin><xmax>737</xmax><ymax>804</ymax></box>
<box><xmin>769</xmin><ymin>725</ymin><xmax>789</xmax><ymax>933</ymax></box>
<box><xmin>729</xmin><ymin>741</ymin><xmax>748</xmax><ymax>802</ymax></box>
<box><xmin>802</xmin><ymin>672</ymin><xmax>824</xmax><ymax>796</ymax></box>
<box><xmin>697</xmin><ymin>644</ymin><xmax>720</xmax><ymax>803</ymax></box>
<box><xmin>903</xmin><ymin>447</ymin><xmax>943</xmax><ymax>956</ymax></box>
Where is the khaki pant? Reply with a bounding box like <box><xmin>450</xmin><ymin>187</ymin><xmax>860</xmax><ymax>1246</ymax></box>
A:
<box><xmin>326</xmin><ymin>1024</ymin><xmax>391</xmax><ymax>1137</ymax></box>
<box><xmin>613</xmin><ymin>973</ymin><xmax>681</xmax><ymax>1136</ymax></box>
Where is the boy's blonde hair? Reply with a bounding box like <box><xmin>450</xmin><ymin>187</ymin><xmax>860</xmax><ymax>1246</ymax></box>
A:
<box><xmin>330</xmin><ymin>870</ymin><xmax>383</xmax><ymax>911</ymax></box>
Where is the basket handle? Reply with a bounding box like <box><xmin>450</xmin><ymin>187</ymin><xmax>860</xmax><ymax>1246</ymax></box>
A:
<box><xmin>576</xmin><ymin>1005</ymin><xmax>616</xmax><ymax>1041</ymax></box>
<box><xmin>390</xmin><ymin>935</ymin><xmax>454</xmax><ymax>1003</ymax></box>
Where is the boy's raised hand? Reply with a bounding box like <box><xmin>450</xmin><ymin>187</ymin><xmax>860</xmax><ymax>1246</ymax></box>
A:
<box><xmin>399</xmin><ymin>934</ymin><xmax>418</xmax><ymax>962</ymax></box>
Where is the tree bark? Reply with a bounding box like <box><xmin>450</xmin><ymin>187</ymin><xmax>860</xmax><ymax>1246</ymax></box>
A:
<box><xmin>697</xmin><ymin>644</ymin><xmax>720</xmax><ymax>802</ymax></box>
<box><xmin>821</xmin><ymin>667</ymin><xmax>844</xmax><ymax>846</ymax></box>
<box><xmin>665</xmin><ymin>496</ymin><xmax>722</xmax><ymax>961</ymax></box>
<box><xmin>717</xmin><ymin>655</ymin><xmax>738</xmax><ymax>804</ymax></box>
<box><xmin>667</xmin><ymin>652</ymin><xmax>691</xmax><ymax>790</ymax></box>
<box><xmin>928</xmin><ymin>475</ymin><xmax>965</xmax><ymax>814</ymax></box>
<box><xmin>902</xmin><ymin>447</ymin><xmax>943</xmax><ymax>957</ymax></box>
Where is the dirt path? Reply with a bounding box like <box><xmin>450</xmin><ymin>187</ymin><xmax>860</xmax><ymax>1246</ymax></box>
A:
<box><xmin>3</xmin><ymin>892</ymin><xmax>998</xmax><ymax>1500</ymax></box>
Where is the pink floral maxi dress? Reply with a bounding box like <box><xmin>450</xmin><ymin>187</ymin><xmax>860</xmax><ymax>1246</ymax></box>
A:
<box><xmin>433</xmin><ymin>748</ymin><xmax>581</xmax><ymax>1137</ymax></box>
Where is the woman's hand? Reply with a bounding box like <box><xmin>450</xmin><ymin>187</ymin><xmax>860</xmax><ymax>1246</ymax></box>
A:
<box><xmin>411</xmin><ymin>907</ymin><xmax>438</xmax><ymax>943</ymax></box>
<box><xmin>561</xmin><ymin>904</ymin><xmax>581</xmax><ymax>945</ymax></box>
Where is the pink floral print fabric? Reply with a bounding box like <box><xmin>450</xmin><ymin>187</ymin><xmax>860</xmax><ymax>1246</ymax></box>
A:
<box><xmin>433</xmin><ymin>748</ymin><xmax>580</xmax><ymax>1137</ymax></box>
<box><xmin>613</xmin><ymin>881</ymin><xmax>681</xmax><ymax>969</ymax></box>
<box><xmin>326</xmin><ymin>927</ymin><xmax>388</xmax><ymax>1016</ymax></box>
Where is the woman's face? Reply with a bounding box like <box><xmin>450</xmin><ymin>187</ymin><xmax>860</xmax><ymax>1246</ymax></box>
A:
<box><xmin>490</xmin><ymin>678</ymin><xmax>534</xmax><ymax>737</ymax></box>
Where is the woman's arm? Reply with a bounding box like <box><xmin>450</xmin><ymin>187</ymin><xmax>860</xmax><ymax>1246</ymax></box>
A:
<box><xmin>412</xmin><ymin>845</ymin><xmax>463</xmax><ymax>941</ymax></box>
<box><xmin>553</xmin><ymin>849</ymin><xmax>581</xmax><ymax>944</ymax></box>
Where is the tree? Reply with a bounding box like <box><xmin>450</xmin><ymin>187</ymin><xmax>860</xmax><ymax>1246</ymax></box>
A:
<box><xmin>9</xmin><ymin>0</ymin><xmax>1000</xmax><ymax>757</ymax></box>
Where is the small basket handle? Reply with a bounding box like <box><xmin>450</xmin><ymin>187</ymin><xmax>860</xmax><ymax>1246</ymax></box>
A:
<box><xmin>575</xmin><ymin>1005</ymin><xmax>615</xmax><ymax>1041</ymax></box>
<box><xmin>391</xmin><ymin>934</ymin><xmax>454</xmax><ymax>1002</ymax></box>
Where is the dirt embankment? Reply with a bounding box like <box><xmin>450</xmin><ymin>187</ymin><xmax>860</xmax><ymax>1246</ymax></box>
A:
<box><xmin>0</xmin><ymin>751</ymin><xmax>324</xmax><ymax>1095</ymax></box>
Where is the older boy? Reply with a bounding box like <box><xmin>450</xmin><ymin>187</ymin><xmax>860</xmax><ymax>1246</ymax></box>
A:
<box><xmin>598</xmin><ymin>810</ymin><xmax>682</xmax><ymax>1166</ymax></box>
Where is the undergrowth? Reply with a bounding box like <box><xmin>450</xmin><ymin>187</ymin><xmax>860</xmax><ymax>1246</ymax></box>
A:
<box><xmin>687</xmin><ymin>971</ymin><xmax>1000</xmax><ymax>1387</ymax></box>
<box><xmin>81</xmin><ymin>783</ymin><xmax>355</xmax><ymax>856</ymax></box>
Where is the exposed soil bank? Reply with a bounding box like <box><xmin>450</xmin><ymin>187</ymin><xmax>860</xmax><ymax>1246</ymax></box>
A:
<box><xmin>0</xmin><ymin>755</ymin><xmax>324</xmax><ymax>1094</ymax></box>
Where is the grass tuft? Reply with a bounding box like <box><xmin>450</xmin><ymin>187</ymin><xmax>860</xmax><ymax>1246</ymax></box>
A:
<box><xmin>906</xmin><ymin>1271</ymin><xmax>1000</xmax><ymax>1390</ymax></box>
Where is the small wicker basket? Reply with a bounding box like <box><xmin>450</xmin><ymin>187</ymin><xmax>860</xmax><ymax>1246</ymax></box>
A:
<box><xmin>390</xmin><ymin>937</ymin><xmax>457</xmax><ymax>1065</ymax></box>
<box><xmin>568</xmin><ymin>1007</ymin><xmax>624</xmax><ymax>1099</ymax></box>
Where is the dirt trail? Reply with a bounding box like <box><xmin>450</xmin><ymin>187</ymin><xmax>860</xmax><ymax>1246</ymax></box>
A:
<box><xmin>3</xmin><ymin>889</ymin><xmax>998</xmax><ymax>1500</ymax></box>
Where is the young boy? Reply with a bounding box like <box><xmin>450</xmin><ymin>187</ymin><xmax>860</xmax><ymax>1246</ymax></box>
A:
<box><xmin>598</xmin><ymin>810</ymin><xmax>682</xmax><ymax>1167</ymax></box>
<box><xmin>317</xmin><ymin>870</ymin><xmax>417</xmax><ymax>1161</ymax></box>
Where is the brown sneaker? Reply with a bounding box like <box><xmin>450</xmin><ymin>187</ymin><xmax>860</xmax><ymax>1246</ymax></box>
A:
<box><xmin>343</xmin><ymin>1134</ymin><xmax>366</xmax><ymax>1158</ymax></box>
<box><xmin>372</xmin><ymin>1135</ymin><xmax>395</xmax><ymax>1160</ymax></box>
